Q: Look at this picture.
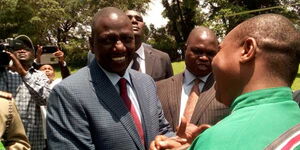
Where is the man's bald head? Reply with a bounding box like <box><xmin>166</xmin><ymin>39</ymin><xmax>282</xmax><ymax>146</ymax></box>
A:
<box><xmin>186</xmin><ymin>26</ymin><xmax>218</xmax><ymax>46</ymax></box>
<box><xmin>91</xmin><ymin>7</ymin><xmax>132</xmax><ymax>39</ymax></box>
<box><xmin>233</xmin><ymin>14</ymin><xmax>300</xmax><ymax>85</ymax></box>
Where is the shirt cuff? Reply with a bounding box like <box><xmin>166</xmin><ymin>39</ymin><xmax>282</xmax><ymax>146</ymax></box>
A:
<box><xmin>33</xmin><ymin>59</ymin><xmax>41</xmax><ymax>65</ymax></box>
<box><xmin>22</xmin><ymin>72</ymin><xmax>32</xmax><ymax>82</ymax></box>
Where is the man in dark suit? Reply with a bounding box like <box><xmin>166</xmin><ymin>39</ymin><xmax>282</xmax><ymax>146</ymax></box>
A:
<box><xmin>46</xmin><ymin>7</ymin><xmax>173</xmax><ymax>150</ymax></box>
<box><xmin>156</xmin><ymin>26</ymin><xmax>229</xmax><ymax>131</ymax></box>
<box><xmin>125</xmin><ymin>10</ymin><xmax>173</xmax><ymax>81</ymax></box>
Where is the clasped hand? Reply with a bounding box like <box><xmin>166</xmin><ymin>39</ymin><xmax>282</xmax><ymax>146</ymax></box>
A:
<box><xmin>149</xmin><ymin>117</ymin><xmax>210</xmax><ymax>150</ymax></box>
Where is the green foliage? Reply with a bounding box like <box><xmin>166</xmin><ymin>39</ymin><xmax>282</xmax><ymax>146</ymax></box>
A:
<box><xmin>151</xmin><ymin>0</ymin><xmax>300</xmax><ymax>60</ymax></box>
<box><xmin>171</xmin><ymin>61</ymin><xmax>185</xmax><ymax>75</ymax></box>
<box><xmin>60</xmin><ymin>39</ymin><xmax>88</xmax><ymax>68</ymax></box>
<box><xmin>201</xmin><ymin>0</ymin><xmax>300</xmax><ymax>36</ymax></box>
<box><xmin>161</xmin><ymin>0</ymin><xmax>200</xmax><ymax>51</ymax></box>
<box><xmin>147</xmin><ymin>24</ymin><xmax>179</xmax><ymax>61</ymax></box>
<box><xmin>0</xmin><ymin>0</ymin><xmax>151</xmax><ymax>67</ymax></box>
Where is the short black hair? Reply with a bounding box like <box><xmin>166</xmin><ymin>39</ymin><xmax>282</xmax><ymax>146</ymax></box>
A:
<box><xmin>236</xmin><ymin>14</ymin><xmax>300</xmax><ymax>86</ymax></box>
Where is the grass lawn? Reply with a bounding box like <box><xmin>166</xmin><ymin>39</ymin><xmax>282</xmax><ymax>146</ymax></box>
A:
<box><xmin>54</xmin><ymin>62</ymin><xmax>300</xmax><ymax>90</ymax></box>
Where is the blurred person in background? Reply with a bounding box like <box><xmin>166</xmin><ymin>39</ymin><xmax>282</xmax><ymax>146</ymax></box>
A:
<box><xmin>35</xmin><ymin>46</ymin><xmax>70</xmax><ymax>89</ymax></box>
<box><xmin>125</xmin><ymin>10</ymin><xmax>173</xmax><ymax>81</ymax></box>
<box><xmin>156</xmin><ymin>26</ymin><xmax>229</xmax><ymax>131</ymax></box>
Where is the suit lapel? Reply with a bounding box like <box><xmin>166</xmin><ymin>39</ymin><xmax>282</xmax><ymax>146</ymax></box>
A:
<box><xmin>169</xmin><ymin>73</ymin><xmax>184</xmax><ymax>129</ymax></box>
<box><xmin>144</xmin><ymin>46</ymin><xmax>155</xmax><ymax>76</ymax></box>
<box><xmin>190</xmin><ymin>74</ymin><xmax>216</xmax><ymax>124</ymax></box>
<box><xmin>89</xmin><ymin>61</ymin><xmax>144</xmax><ymax>150</ymax></box>
<box><xmin>130</xmin><ymin>70</ymin><xmax>151</xmax><ymax>149</ymax></box>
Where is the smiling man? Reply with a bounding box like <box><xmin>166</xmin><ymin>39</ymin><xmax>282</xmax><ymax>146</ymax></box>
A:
<box><xmin>46</xmin><ymin>7</ymin><xmax>173</xmax><ymax>150</ymax></box>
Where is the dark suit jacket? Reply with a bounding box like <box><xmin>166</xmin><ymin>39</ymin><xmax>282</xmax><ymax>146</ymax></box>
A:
<box><xmin>293</xmin><ymin>90</ymin><xmax>300</xmax><ymax>106</ymax></box>
<box><xmin>47</xmin><ymin>60</ymin><xmax>173</xmax><ymax>150</ymax></box>
<box><xmin>156</xmin><ymin>72</ymin><xmax>230</xmax><ymax>130</ymax></box>
<box><xmin>143</xmin><ymin>44</ymin><xmax>173</xmax><ymax>81</ymax></box>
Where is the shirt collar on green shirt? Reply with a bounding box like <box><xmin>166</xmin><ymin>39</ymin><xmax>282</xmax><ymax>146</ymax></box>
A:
<box><xmin>231</xmin><ymin>87</ymin><xmax>293</xmax><ymax>112</ymax></box>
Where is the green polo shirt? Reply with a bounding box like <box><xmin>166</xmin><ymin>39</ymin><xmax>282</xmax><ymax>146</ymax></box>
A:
<box><xmin>189</xmin><ymin>87</ymin><xmax>300</xmax><ymax>150</ymax></box>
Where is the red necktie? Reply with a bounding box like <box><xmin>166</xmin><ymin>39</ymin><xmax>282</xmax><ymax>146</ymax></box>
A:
<box><xmin>119</xmin><ymin>78</ymin><xmax>144</xmax><ymax>145</ymax></box>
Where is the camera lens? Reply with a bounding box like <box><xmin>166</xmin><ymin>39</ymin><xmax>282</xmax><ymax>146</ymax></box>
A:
<box><xmin>0</xmin><ymin>51</ymin><xmax>11</xmax><ymax>67</ymax></box>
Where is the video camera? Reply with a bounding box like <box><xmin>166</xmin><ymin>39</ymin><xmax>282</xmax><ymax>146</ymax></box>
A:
<box><xmin>0</xmin><ymin>39</ymin><xmax>14</xmax><ymax>67</ymax></box>
<box><xmin>0</xmin><ymin>38</ymin><xmax>30</xmax><ymax>67</ymax></box>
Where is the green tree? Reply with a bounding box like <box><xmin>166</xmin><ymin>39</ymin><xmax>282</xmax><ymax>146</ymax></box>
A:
<box><xmin>201</xmin><ymin>0</ymin><xmax>300</xmax><ymax>36</ymax></box>
<box><xmin>0</xmin><ymin>0</ymin><xmax>151</xmax><ymax>67</ymax></box>
<box><xmin>147</xmin><ymin>24</ymin><xmax>179</xmax><ymax>61</ymax></box>
<box><xmin>161</xmin><ymin>0</ymin><xmax>202</xmax><ymax>53</ymax></box>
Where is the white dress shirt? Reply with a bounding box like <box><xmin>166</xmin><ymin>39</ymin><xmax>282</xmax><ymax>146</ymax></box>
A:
<box><xmin>179</xmin><ymin>69</ymin><xmax>211</xmax><ymax>122</ymax></box>
<box><xmin>98</xmin><ymin>64</ymin><xmax>142</xmax><ymax>121</ymax></box>
<box><xmin>134</xmin><ymin>44</ymin><xmax>146</xmax><ymax>73</ymax></box>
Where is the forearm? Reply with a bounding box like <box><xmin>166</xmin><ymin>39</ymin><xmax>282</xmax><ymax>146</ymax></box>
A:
<box><xmin>22</xmin><ymin>71</ymin><xmax>50</xmax><ymax>105</ymax></box>
<box><xmin>59</xmin><ymin>61</ymin><xmax>71</xmax><ymax>79</ymax></box>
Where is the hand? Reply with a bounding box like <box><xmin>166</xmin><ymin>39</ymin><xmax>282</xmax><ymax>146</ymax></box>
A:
<box><xmin>176</xmin><ymin>117</ymin><xmax>211</xmax><ymax>144</ymax></box>
<box><xmin>53</xmin><ymin>49</ymin><xmax>64</xmax><ymax>63</ymax></box>
<box><xmin>149</xmin><ymin>135</ymin><xmax>187</xmax><ymax>150</ymax></box>
<box><xmin>5</xmin><ymin>51</ymin><xmax>27</xmax><ymax>76</ymax></box>
<box><xmin>36</xmin><ymin>45</ymin><xmax>43</xmax><ymax>63</ymax></box>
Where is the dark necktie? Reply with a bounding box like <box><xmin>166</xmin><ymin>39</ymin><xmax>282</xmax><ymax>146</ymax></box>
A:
<box><xmin>118</xmin><ymin>78</ymin><xmax>144</xmax><ymax>144</ymax></box>
<box><xmin>183</xmin><ymin>78</ymin><xmax>201</xmax><ymax>122</ymax></box>
<box><xmin>131</xmin><ymin>53</ymin><xmax>140</xmax><ymax>71</ymax></box>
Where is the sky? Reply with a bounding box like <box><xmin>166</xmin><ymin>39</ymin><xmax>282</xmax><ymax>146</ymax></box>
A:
<box><xmin>142</xmin><ymin>0</ymin><xmax>169</xmax><ymax>28</ymax></box>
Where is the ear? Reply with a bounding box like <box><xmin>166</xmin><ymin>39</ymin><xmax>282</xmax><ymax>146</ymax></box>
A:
<box><xmin>240</xmin><ymin>37</ymin><xmax>257</xmax><ymax>63</ymax></box>
<box><xmin>89</xmin><ymin>36</ymin><xmax>94</xmax><ymax>54</ymax></box>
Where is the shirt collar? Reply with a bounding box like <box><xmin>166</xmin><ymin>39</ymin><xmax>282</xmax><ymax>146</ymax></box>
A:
<box><xmin>97</xmin><ymin>63</ymin><xmax>132</xmax><ymax>87</ymax></box>
<box><xmin>184</xmin><ymin>69</ymin><xmax>211</xmax><ymax>85</ymax></box>
<box><xmin>135</xmin><ymin>43</ymin><xmax>145</xmax><ymax>60</ymax></box>
<box><xmin>231</xmin><ymin>87</ymin><xmax>293</xmax><ymax>112</ymax></box>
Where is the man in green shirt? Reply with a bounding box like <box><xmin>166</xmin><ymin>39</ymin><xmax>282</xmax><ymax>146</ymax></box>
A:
<box><xmin>188</xmin><ymin>13</ymin><xmax>300</xmax><ymax>150</ymax></box>
<box><xmin>150</xmin><ymin>13</ymin><xmax>300</xmax><ymax>150</ymax></box>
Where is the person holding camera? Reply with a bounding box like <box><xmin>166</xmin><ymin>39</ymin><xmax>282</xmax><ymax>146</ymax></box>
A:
<box><xmin>34</xmin><ymin>46</ymin><xmax>71</xmax><ymax>150</ymax></box>
<box><xmin>35</xmin><ymin>46</ymin><xmax>70</xmax><ymax>89</ymax></box>
<box><xmin>0</xmin><ymin>35</ymin><xmax>50</xmax><ymax>150</ymax></box>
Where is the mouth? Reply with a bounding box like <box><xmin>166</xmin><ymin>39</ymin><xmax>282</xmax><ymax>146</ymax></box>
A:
<box><xmin>18</xmin><ymin>54</ymin><xmax>27</xmax><ymax>58</ymax></box>
<box><xmin>112</xmin><ymin>56</ymin><xmax>126</xmax><ymax>62</ymax></box>
<box><xmin>132</xmin><ymin>26</ymin><xmax>139</xmax><ymax>31</ymax></box>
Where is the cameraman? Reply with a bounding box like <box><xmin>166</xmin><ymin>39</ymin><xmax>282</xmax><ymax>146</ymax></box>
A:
<box><xmin>0</xmin><ymin>35</ymin><xmax>50</xmax><ymax>150</ymax></box>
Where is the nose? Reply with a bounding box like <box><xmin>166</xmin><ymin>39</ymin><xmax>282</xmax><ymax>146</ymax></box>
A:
<box><xmin>199</xmin><ymin>54</ymin><xmax>209</xmax><ymax>61</ymax></box>
<box><xmin>131</xmin><ymin>17</ymin><xmax>138</xmax><ymax>24</ymax></box>
<box><xmin>114</xmin><ymin>40</ymin><xmax>126</xmax><ymax>52</ymax></box>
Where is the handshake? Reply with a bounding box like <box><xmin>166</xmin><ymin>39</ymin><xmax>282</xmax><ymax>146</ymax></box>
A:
<box><xmin>150</xmin><ymin>117</ymin><xmax>210</xmax><ymax>150</ymax></box>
